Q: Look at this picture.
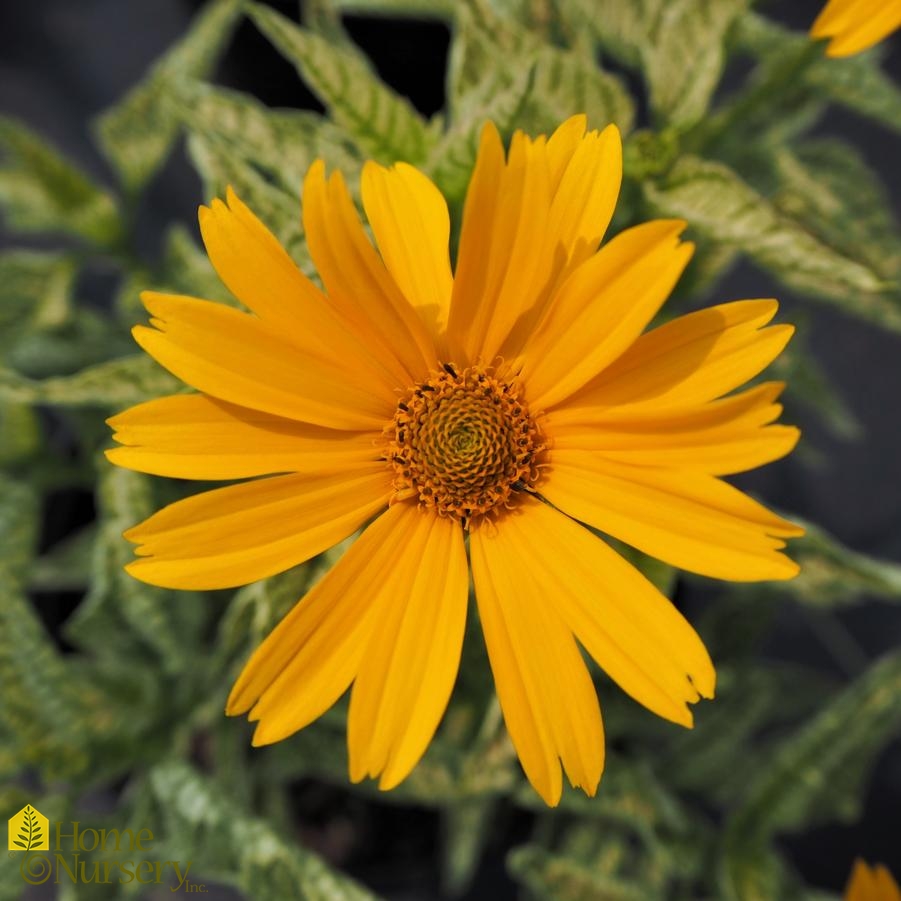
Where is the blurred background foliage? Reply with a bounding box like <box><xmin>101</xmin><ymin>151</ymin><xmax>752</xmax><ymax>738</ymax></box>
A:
<box><xmin>2</xmin><ymin>0</ymin><xmax>901</xmax><ymax>898</ymax></box>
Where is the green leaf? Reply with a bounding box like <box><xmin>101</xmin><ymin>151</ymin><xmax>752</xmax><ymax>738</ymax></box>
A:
<box><xmin>0</xmin><ymin>118</ymin><xmax>120</xmax><ymax>244</ymax></box>
<box><xmin>449</xmin><ymin>0</ymin><xmax>633</xmax><ymax>131</ymax></box>
<box><xmin>7</xmin><ymin>309</ymin><xmax>130</xmax><ymax>380</ymax></box>
<box><xmin>70</xmin><ymin>466</ymin><xmax>204</xmax><ymax>675</ymax></box>
<box><xmin>427</xmin><ymin>64</ymin><xmax>536</xmax><ymax>203</ymax></box>
<box><xmin>0</xmin><ymin>477</ymin><xmax>92</xmax><ymax>780</ymax></box>
<box><xmin>148</xmin><ymin>761</ymin><xmax>380</xmax><ymax>900</ymax></box>
<box><xmin>0</xmin><ymin>402</ymin><xmax>40</xmax><ymax>466</ymax></box>
<box><xmin>643</xmin><ymin>155</ymin><xmax>901</xmax><ymax>330</ymax></box>
<box><xmin>774</xmin><ymin>519</ymin><xmax>901</xmax><ymax>606</ymax></box>
<box><xmin>720</xmin><ymin>651</ymin><xmax>901</xmax><ymax>900</ymax></box>
<box><xmin>441</xmin><ymin>798</ymin><xmax>497</xmax><ymax>895</ymax></box>
<box><xmin>30</xmin><ymin>526</ymin><xmax>96</xmax><ymax>594</ymax></box>
<box><xmin>432</xmin><ymin>0</ymin><xmax>633</xmax><ymax>202</ymax></box>
<box><xmin>246</xmin><ymin>2</ymin><xmax>433</xmax><ymax>165</ymax></box>
<box><xmin>94</xmin><ymin>0</ymin><xmax>242</xmax><ymax>194</ymax></box>
<box><xmin>186</xmin><ymin>132</ymin><xmax>312</xmax><ymax>268</ymax></box>
<box><xmin>734</xmin><ymin>12</ymin><xmax>901</xmax><ymax>137</ymax></box>
<box><xmin>0</xmin><ymin>251</ymin><xmax>77</xmax><ymax>340</ymax></box>
<box><xmin>171</xmin><ymin>79</ymin><xmax>363</xmax><ymax>193</ymax></box>
<box><xmin>555</xmin><ymin>0</ymin><xmax>749</xmax><ymax>128</ymax></box>
<box><xmin>663</xmin><ymin>663</ymin><xmax>831</xmax><ymax>803</ymax></box>
<box><xmin>0</xmin><ymin>354</ymin><xmax>182</xmax><ymax>408</ymax></box>
<box><xmin>508</xmin><ymin>844</ymin><xmax>655</xmax><ymax>901</ymax></box>
<box><xmin>645</xmin><ymin>0</ymin><xmax>751</xmax><ymax>128</ymax></box>
<box><xmin>772</xmin><ymin>140</ymin><xmax>901</xmax><ymax>284</ymax></box>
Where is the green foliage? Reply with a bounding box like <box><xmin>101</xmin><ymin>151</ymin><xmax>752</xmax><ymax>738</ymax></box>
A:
<box><xmin>429</xmin><ymin>0</ymin><xmax>633</xmax><ymax>201</ymax></box>
<box><xmin>246</xmin><ymin>2</ymin><xmax>435</xmax><ymax>165</ymax></box>
<box><xmin>0</xmin><ymin>118</ymin><xmax>120</xmax><ymax>245</ymax></box>
<box><xmin>551</xmin><ymin>0</ymin><xmax>750</xmax><ymax>128</ymax></box>
<box><xmin>0</xmin><ymin>355</ymin><xmax>182</xmax><ymax>409</ymax></box>
<box><xmin>4</xmin><ymin>1</ymin><xmax>901</xmax><ymax>899</ymax></box>
<box><xmin>147</xmin><ymin>761</ymin><xmax>378</xmax><ymax>900</ymax></box>
<box><xmin>94</xmin><ymin>0</ymin><xmax>242</xmax><ymax>194</ymax></box>
<box><xmin>0</xmin><ymin>477</ymin><xmax>93</xmax><ymax>781</ymax></box>
<box><xmin>775</xmin><ymin>521</ymin><xmax>901</xmax><ymax>606</ymax></box>
<box><xmin>172</xmin><ymin>79</ymin><xmax>363</xmax><ymax>194</ymax></box>
<box><xmin>720</xmin><ymin>652</ymin><xmax>901</xmax><ymax>900</ymax></box>
<box><xmin>733</xmin><ymin>12</ymin><xmax>901</xmax><ymax>137</ymax></box>
<box><xmin>644</xmin><ymin>155</ymin><xmax>901</xmax><ymax>330</ymax></box>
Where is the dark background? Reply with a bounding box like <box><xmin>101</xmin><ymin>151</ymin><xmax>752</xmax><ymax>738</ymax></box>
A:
<box><xmin>2</xmin><ymin>1</ymin><xmax>900</xmax><ymax>897</ymax></box>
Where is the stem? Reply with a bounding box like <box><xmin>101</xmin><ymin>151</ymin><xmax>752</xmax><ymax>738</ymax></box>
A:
<box><xmin>685</xmin><ymin>38</ymin><xmax>824</xmax><ymax>157</ymax></box>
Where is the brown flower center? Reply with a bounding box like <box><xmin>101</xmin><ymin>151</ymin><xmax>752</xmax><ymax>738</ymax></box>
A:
<box><xmin>386</xmin><ymin>364</ymin><xmax>545</xmax><ymax>525</ymax></box>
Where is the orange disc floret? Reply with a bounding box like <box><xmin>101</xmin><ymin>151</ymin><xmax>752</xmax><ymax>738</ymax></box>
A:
<box><xmin>386</xmin><ymin>363</ymin><xmax>546</xmax><ymax>524</ymax></box>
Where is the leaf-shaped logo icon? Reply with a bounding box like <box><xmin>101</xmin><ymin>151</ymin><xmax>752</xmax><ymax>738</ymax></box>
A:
<box><xmin>7</xmin><ymin>804</ymin><xmax>49</xmax><ymax>852</ymax></box>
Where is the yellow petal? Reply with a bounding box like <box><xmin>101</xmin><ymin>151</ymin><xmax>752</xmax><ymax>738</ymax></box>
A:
<box><xmin>537</xmin><ymin>121</ymin><xmax>624</xmax><ymax>289</ymax></box>
<box><xmin>228</xmin><ymin>505</ymin><xmax>413</xmax><ymax>740</ymax></box>
<box><xmin>124</xmin><ymin>464</ymin><xmax>392</xmax><ymax>589</ymax></box>
<box><xmin>303</xmin><ymin>161</ymin><xmax>436</xmax><ymax>380</ymax></box>
<box><xmin>448</xmin><ymin>119</ymin><xmax>622</xmax><ymax>366</ymax></box>
<box><xmin>445</xmin><ymin>122</ymin><xmax>508</xmax><ymax>362</ymax></box>
<box><xmin>487</xmin><ymin>498</ymin><xmax>715</xmax><ymax>728</ymax></box>
<box><xmin>200</xmin><ymin>187</ymin><xmax>410</xmax><ymax>388</ymax></box>
<box><xmin>812</xmin><ymin>0</ymin><xmax>901</xmax><ymax>57</ymax></box>
<box><xmin>360</xmin><ymin>161</ymin><xmax>454</xmax><ymax>340</ymax></box>
<box><xmin>107</xmin><ymin>393</ymin><xmax>380</xmax><ymax>480</ymax></box>
<box><xmin>463</xmin><ymin>130</ymin><xmax>554</xmax><ymax>364</ymax></box>
<box><xmin>134</xmin><ymin>292</ymin><xmax>396</xmax><ymax>430</ymax></box>
<box><xmin>555</xmin><ymin>299</ymin><xmax>791</xmax><ymax>412</ymax></box>
<box><xmin>348</xmin><ymin>509</ymin><xmax>468</xmax><ymax>789</ymax></box>
<box><xmin>547</xmin><ymin>382</ymin><xmax>800</xmax><ymax>475</ymax></box>
<box><xmin>198</xmin><ymin>187</ymin><xmax>318</xmax><ymax>340</ymax></box>
<box><xmin>551</xmin><ymin>380</ymin><xmax>786</xmax><ymax>431</ymax></box>
<box><xmin>845</xmin><ymin>859</ymin><xmax>873</xmax><ymax>901</ymax></box>
<box><xmin>873</xmin><ymin>865</ymin><xmax>901</xmax><ymax>901</ymax></box>
<box><xmin>844</xmin><ymin>859</ymin><xmax>901</xmax><ymax>901</ymax></box>
<box><xmin>543</xmin><ymin>452</ymin><xmax>802</xmax><ymax>581</ymax></box>
<box><xmin>470</xmin><ymin>513</ymin><xmax>605</xmax><ymax>806</ymax></box>
<box><xmin>522</xmin><ymin>220</ymin><xmax>693</xmax><ymax>409</ymax></box>
<box><xmin>545</xmin><ymin>114</ymin><xmax>588</xmax><ymax>186</ymax></box>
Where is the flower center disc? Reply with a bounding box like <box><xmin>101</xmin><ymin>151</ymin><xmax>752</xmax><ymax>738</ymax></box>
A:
<box><xmin>387</xmin><ymin>364</ymin><xmax>545</xmax><ymax>524</ymax></box>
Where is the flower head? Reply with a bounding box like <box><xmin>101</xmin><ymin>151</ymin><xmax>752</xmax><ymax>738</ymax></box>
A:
<box><xmin>812</xmin><ymin>0</ymin><xmax>901</xmax><ymax>57</ymax></box>
<box><xmin>108</xmin><ymin>116</ymin><xmax>802</xmax><ymax>805</ymax></box>
<box><xmin>845</xmin><ymin>860</ymin><xmax>901</xmax><ymax>901</ymax></box>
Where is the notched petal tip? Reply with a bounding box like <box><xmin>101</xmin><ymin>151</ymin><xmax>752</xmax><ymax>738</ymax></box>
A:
<box><xmin>597</xmin><ymin>120</ymin><xmax>621</xmax><ymax>141</ymax></box>
<box><xmin>208</xmin><ymin>196</ymin><xmax>229</xmax><ymax>218</ymax></box>
<box><xmin>225</xmin><ymin>184</ymin><xmax>243</xmax><ymax>209</ymax></box>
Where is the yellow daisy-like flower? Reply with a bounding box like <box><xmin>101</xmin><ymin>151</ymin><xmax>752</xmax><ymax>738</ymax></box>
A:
<box><xmin>812</xmin><ymin>0</ymin><xmax>901</xmax><ymax>57</ymax></box>
<box><xmin>108</xmin><ymin>116</ymin><xmax>802</xmax><ymax>805</ymax></box>
<box><xmin>845</xmin><ymin>860</ymin><xmax>901</xmax><ymax>901</ymax></box>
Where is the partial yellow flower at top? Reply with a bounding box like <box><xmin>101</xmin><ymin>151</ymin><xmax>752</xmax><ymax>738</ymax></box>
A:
<box><xmin>812</xmin><ymin>0</ymin><xmax>901</xmax><ymax>57</ymax></box>
<box><xmin>107</xmin><ymin>116</ymin><xmax>803</xmax><ymax>806</ymax></box>
<box><xmin>846</xmin><ymin>859</ymin><xmax>901</xmax><ymax>901</ymax></box>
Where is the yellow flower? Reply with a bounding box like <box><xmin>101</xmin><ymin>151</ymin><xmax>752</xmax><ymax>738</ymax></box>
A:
<box><xmin>811</xmin><ymin>0</ymin><xmax>901</xmax><ymax>57</ymax></box>
<box><xmin>845</xmin><ymin>860</ymin><xmax>901</xmax><ymax>901</ymax></box>
<box><xmin>108</xmin><ymin>116</ymin><xmax>802</xmax><ymax>806</ymax></box>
